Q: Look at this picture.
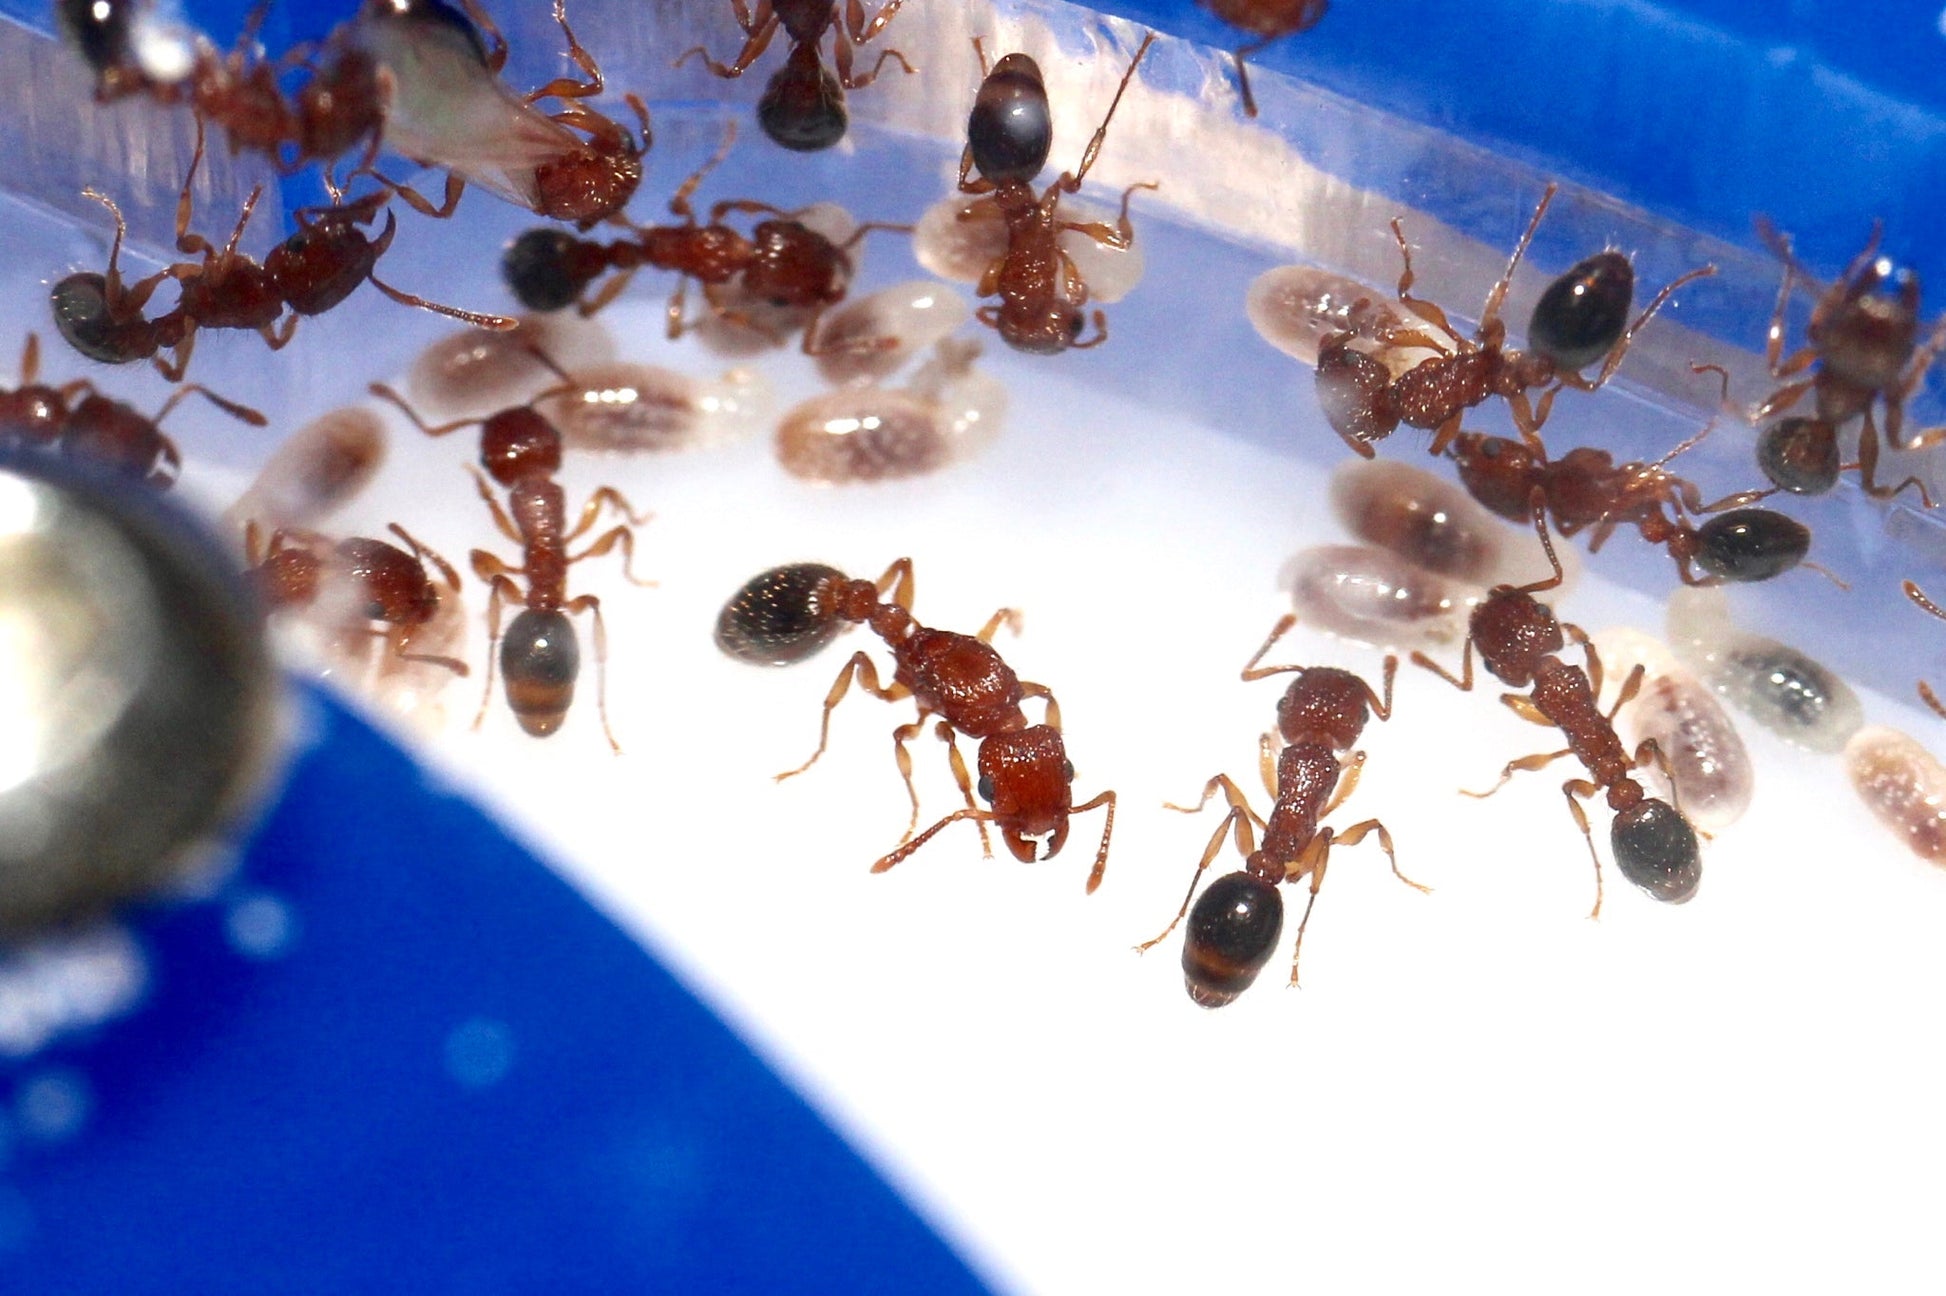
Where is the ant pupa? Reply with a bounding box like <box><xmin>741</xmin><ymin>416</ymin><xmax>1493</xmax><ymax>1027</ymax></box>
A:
<box><xmin>1665</xmin><ymin>585</ymin><xmax>1862</xmax><ymax>755</ymax></box>
<box><xmin>534</xmin><ymin>360</ymin><xmax>771</xmax><ymax>453</ymax></box>
<box><xmin>776</xmin><ymin>339</ymin><xmax>1005</xmax><ymax>484</ymax></box>
<box><xmin>1845</xmin><ymin>726</ymin><xmax>1946</xmax><ymax>866</ymax></box>
<box><xmin>1592</xmin><ymin>627</ymin><xmax>1753</xmax><ymax>833</ymax></box>
<box><xmin>406</xmin><ymin>313</ymin><xmax>616</xmax><ymax>420</ymax></box>
<box><xmin>807</xmin><ymin>280</ymin><xmax>971</xmax><ymax>387</ymax></box>
<box><xmin>224</xmin><ymin>406</ymin><xmax>386</xmax><ymax>533</ymax></box>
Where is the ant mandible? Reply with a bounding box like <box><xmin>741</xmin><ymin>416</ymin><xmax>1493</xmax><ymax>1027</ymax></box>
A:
<box><xmin>367</xmin><ymin>364</ymin><xmax>654</xmax><ymax>750</ymax></box>
<box><xmin>51</xmin><ymin>127</ymin><xmax>514</xmax><ymax>380</ymax></box>
<box><xmin>1197</xmin><ymin>0</ymin><xmax>1328</xmax><ymax>119</ymax></box>
<box><xmin>1314</xmin><ymin>184</ymin><xmax>1715</xmax><ymax>458</ymax></box>
<box><xmin>1410</xmin><ymin>496</ymin><xmax>1703</xmax><ymax>915</ymax></box>
<box><xmin>767</xmin><ymin>558</ymin><xmax>1118</xmax><ymax>889</ymax></box>
<box><xmin>676</xmin><ymin>0</ymin><xmax>915</xmax><ymax>152</ymax></box>
<box><xmin>0</xmin><ymin>334</ymin><xmax>263</xmax><ymax>488</ymax></box>
<box><xmin>1137</xmin><ymin>614</ymin><xmax>1425</xmax><ymax>1005</ymax></box>
<box><xmin>1748</xmin><ymin>219</ymin><xmax>1946</xmax><ymax>506</ymax></box>
<box><xmin>950</xmin><ymin>32</ymin><xmax>1159</xmax><ymax>355</ymax></box>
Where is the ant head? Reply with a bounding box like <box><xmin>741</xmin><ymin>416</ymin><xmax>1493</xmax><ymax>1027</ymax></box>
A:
<box><xmin>714</xmin><ymin>562</ymin><xmax>848</xmax><ymax>665</ymax></box>
<box><xmin>1610</xmin><ymin>799</ymin><xmax>1701</xmax><ymax>903</ymax></box>
<box><xmin>975</xmin><ymin>725</ymin><xmax>1075</xmax><ymax>863</ymax></box>
<box><xmin>295</xmin><ymin>50</ymin><xmax>385</xmax><ymax>160</ymax></box>
<box><xmin>266</xmin><ymin>210</ymin><xmax>386</xmax><ymax>318</ymax></box>
<box><xmin>502</xmin><ymin>229</ymin><xmax>600</xmax><ymax>313</ymax></box>
<box><xmin>757</xmin><ymin>48</ymin><xmax>848</xmax><ymax>153</ymax></box>
<box><xmin>337</xmin><ymin>537</ymin><xmax>441</xmax><ymax>625</ymax></box>
<box><xmin>1816</xmin><ymin>254</ymin><xmax>1921</xmax><ymax>394</ymax></box>
<box><xmin>996</xmin><ymin>297</ymin><xmax>1086</xmax><ymax>355</ymax></box>
<box><xmin>1527</xmin><ymin>250</ymin><xmax>1633</xmax><ymax>372</ymax></box>
<box><xmin>1470</xmin><ymin>587</ymin><xmax>1562</xmax><ymax>688</ymax></box>
<box><xmin>1448</xmin><ymin>432</ymin><xmax>1542</xmax><ymax>522</ymax></box>
<box><xmin>1692</xmin><ymin>508</ymin><xmax>1809</xmax><ymax>583</ymax></box>
<box><xmin>61</xmin><ymin>393</ymin><xmax>160</xmax><ymax>480</ymax></box>
<box><xmin>967</xmin><ymin>53</ymin><xmax>1052</xmax><ymax>186</ymax></box>
<box><xmin>1180</xmin><ymin>871</ymin><xmax>1284</xmax><ymax>1008</ymax></box>
<box><xmin>1276</xmin><ymin>667</ymin><xmax>1371</xmax><ymax>751</ymax></box>
<box><xmin>534</xmin><ymin>148</ymin><xmax>644</xmax><ymax>230</ymax></box>
<box><xmin>500</xmin><ymin>608</ymin><xmax>579</xmax><ymax>737</ymax></box>
<box><xmin>50</xmin><ymin>272</ymin><xmax>155</xmax><ymax>366</ymax></box>
<box><xmin>1756</xmin><ymin>417</ymin><xmax>1840</xmax><ymax>496</ymax></box>
<box><xmin>479</xmin><ymin>407</ymin><xmax>562</xmax><ymax>486</ymax></box>
<box><xmin>361</xmin><ymin>0</ymin><xmax>490</xmax><ymax>65</ymax></box>
<box><xmin>1313</xmin><ymin>342</ymin><xmax>1399</xmax><ymax>450</ymax></box>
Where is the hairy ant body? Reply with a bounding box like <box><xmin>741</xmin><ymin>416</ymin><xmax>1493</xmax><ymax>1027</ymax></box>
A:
<box><xmin>1315</xmin><ymin>185</ymin><xmax>1713</xmax><ymax>457</ymax></box>
<box><xmin>1748</xmin><ymin>220</ymin><xmax>1946</xmax><ymax>506</ymax></box>
<box><xmin>0</xmin><ymin>334</ymin><xmax>262</xmax><ymax>488</ymax></box>
<box><xmin>677</xmin><ymin>0</ymin><xmax>913</xmax><ymax>152</ymax></box>
<box><xmin>767</xmin><ymin>558</ymin><xmax>1117</xmax><ymax>888</ymax></box>
<box><xmin>246</xmin><ymin>520</ymin><xmax>469</xmax><ymax>676</ymax></box>
<box><xmin>367</xmin><ymin>367</ymin><xmax>652</xmax><ymax>750</ymax></box>
<box><xmin>1198</xmin><ymin>0</ymin><xmax>1327</xmax><ymax>119</ymax></box>
<box><xmin>52</xmin><ymin>130</ymin><xmax>512</xmax><ymax>379</ymax></box>
<box><xmin>1412</xmin><ymin>500</ymin><xmax>1703</xmax><ymax>914</ymax></box>
<box><xmin>950</xmin><ymin>33</ymin><xmax>1158</xmax><ymax>354</ymax></box>
<box><xmin>1138</xmin><ymin>615</ymin><xmax>1423</xmax><ymax>1005</ymax></box>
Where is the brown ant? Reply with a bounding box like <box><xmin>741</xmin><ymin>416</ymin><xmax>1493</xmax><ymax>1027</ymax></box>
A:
<box><xmin>366</xmin><ymin>367</ymin><xmax>653</xmax><ymax>750</ymax></box>
<box><xmin>51</xmin><ymin>128</ymin><xmax>513</xmax><ymax>380</ymax></box>
<box><xmin>0</xmin><ymin>334</ymin><xmax>263</xmax><ymax>488</ymax></box>
<box><xmin>245</xmin><ymin>520</ymin><xmax>469</xmax><ymax>676</ymax></box>
<box><xmin>501</xmin><ymin>128</ymin><xmax>902</xmax><ymax>345</ymax></box>
<box><xmin>1314</xmin><ymin>184</ymin><xmax>1715</xmax><ymax>457</ymax></box>
<box><xmin>1137</xmin><ymin>614</ymin><xmax>1424</xmax><ymax>1005</ymax></box>
<box><xmin>1410</xmin><ymin>497</ymin><xmax>1702</xmax><ymax>915</ymax></box>
<box><xmin>676</xmin><ymin>0</ymin><xmax>914</xmax><ymax>152</ymax></box>
<box><xmin>1748</xmin><ymin>219</ymin><xmax>1946</xmax><ymax>506</ymax></box>
<box><xmin>767</xmin><ymin>559</ymin><xmax>1117</xmax><ymax>889</ymax></box>
<box><xmin>950</xmin><ymin>32</ymin><xmax>1158</xmax><ymax>355</ymax></box>
<box><xmin>1198</xmin><ymin>0</ymin><xmax>1328</xmax><ymax>119</ymax></box>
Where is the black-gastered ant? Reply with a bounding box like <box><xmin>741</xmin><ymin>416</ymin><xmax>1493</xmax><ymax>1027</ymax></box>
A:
<box><xmin>1198</xmin><ymin>0</ymin><xmax>1327</xmax><ymax>119</ymax></box>
<box><xmin>949</xmin><ymin>32</ymin><xmax>1158</xmax><ymax>354</ymax></box>
<box><xmin>763</xmin><ymin>558</ymin><xmax>1117</xmax><ymax>888</ymax></box>
<box><xmin>676</xmin><ymin>0</ymin><xmax>914</xmax><ymax>152</ymax></box>
<box><xmin>1748</xmin><ymin>219</ymin><xmax>1946</xmax><ymax>505</ymax></box>
<box><xmin>1411</xmin><ymin>498</ymin><xmax>1702</xmax><ymax>914</ymax></box>
<box><xmin>1137</xmin><ymin>613</ymin><xmax>1424</xmax><ymax>1004</ymax></box>
<box><xmin>246</xmin><ymin>520</ymin><xmax>469</xmax><ymax>676</ymax></box>
<box><xmin>1314</xmin><ymin>184</ymin><xmax>1714</xmax><ymax>457</ymax></box>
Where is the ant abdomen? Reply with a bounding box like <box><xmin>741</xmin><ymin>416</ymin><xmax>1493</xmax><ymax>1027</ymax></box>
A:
<box><xmin>502</xmin><ymin>229</ymin><xmax>606</xmax><ymax>313</ymax></box>
<box><xmin>52</xmin><ymin>272</ymin><xmax>152</xmax><ymax>365</ymax></box>
<box><xmin>1527</xmin><ymin>250</ymin><xmax>1633</xmax><ymax>372</ymax></box>
<box><xmin>500</xmin><ymin>607</ymin><xmax>579</xmax><ymax>737</ymax></box>
<box><xmin>1181</xmin><ymin>871</ymin><xmax>1285</xmax><ymax>1008</ymax></box>
<box><xmin>1755</xmin><ymin>417</ymin><xmax>1841</xmax><ymax>495</ymax></box>
<box><xmin>1609</xmin><ymin>799</ymin><xmax>1701</xmax><ymax>903</ymax></box>
<box><xmin>758</xmin><ymin>46</ymin><xmax>846</xmax><ymax>152</ymax></box>
<box><xmin>715</xmin><ymin>562</ymin><xmax>848</xmax><ymax>665</ymax></box>
<box><xmin>967</xmin><ymin>54</ymin><xmax>1052</xmax><ymax>184</ymax></box>
<box><xmin>1691</xmin><ymin>509</ymin><xmax>1810</xmax><ymax>583</ymax></box>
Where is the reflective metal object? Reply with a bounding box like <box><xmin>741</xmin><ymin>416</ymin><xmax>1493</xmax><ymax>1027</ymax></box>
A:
<box><xmin>0</xmin><ymin>453</ymin><xmax>278</xmax><ymax>937</ymax></box>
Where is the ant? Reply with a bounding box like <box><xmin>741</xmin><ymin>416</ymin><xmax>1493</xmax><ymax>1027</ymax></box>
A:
<box><xmin>0</xmin><ymin>334</ymin><xmax>263</xmax><ymax>488</ymax></box>
<box><xmin>501</xmin><ymin>128</ymin><xmax>902</xmax><ymax>344</ymax></box>
<box><xmin>1410</xmin><ymin>497</ymin><xmax>1703</xmax><ymax>915</ymax></box>
<box><xmin>1748</xmin><ymin>219</ymin><xmax>1946</xmax><ymax>506</ymax></box>
<box><xmin>245</xmin><ymin>520</ymin><xmax>470</xmax><ymax>677</ymax></box>
<box><xmin>676</xmin><ymin>0</ymin><xmax>914</xmax><ymax>152</ymax></box>
<box><xmin>1137</xmin><ymin>614</ymin><xmax>1425</xmax><ymax>1005</ymax></box>
<box><xmin>1198</xmin><ymin>0</ymin><xmax>1328</xmax><ymax>119</ymax></box>
<box><xmin>363</xmin><ymin>0</ymin><xmax>650</xmax><ymax>229</ymax></box>
<box><xmin>1314</xmin><ymin>184</ymin><xmax>1715</xmax><ymax>458</ymax></box>
<box><xmin>1903</xmin><ymin>581</ymin><xmax>1946</xmax><ymax>721</ymax></box>
<box><xmin>52</xmin><ymin>127</ymin><xmax>514</xmax><ymax>380</ymax></box>
<box><xmin>768</xmin><ymin>558</ymin><xmax>1117</xmax><ymax>888</ymax></box>
<box><xmin>950</xmin><ymin>32</ymin><xmax>1159</xmax><ymax>354</ymax></box>
<box><xmin>366</xmin><ymin>363</ymin><xmax>653</xmax><ymax>750</ymax></box>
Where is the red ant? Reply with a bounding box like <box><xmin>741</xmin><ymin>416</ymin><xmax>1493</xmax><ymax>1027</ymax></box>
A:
<box><xmin>246</xmin><ymin>520</ymin><xmax>469</xmax><ymax>677</ymax></box>
<box><xmin>1314</xmin><ymin>184</ymin><xmax>1714</xmax><ymax>458</ymax></box>
<box><xmin>1137</xmin><ymin>614</ymin><xmax>1424</xmax><ymax>1004</ymax></box>
<box><xmin>501</xmin><ymin>129</ymin><xmax>903</xmax><ymax>345</ymax></box>
<box><xmin>0</xmin><ymin>334</ymin><xmax>263</xmax><ymax>488</ymax></box>
<box><xmin>366</xmin><ymin>367</ymin><xmax>653</xmax><ymax>750</ymax></box>
<box><xmin>1198</xmin><ymin>0</ymin><xmax>1328</xmax><ymax>119</ymax></box>
<box><xmin>1748</xmin><ymin>219</ymin><xmax>1946</xmax><ymax>506</ymax></box>
<box><xmin>1410</xmin><ymin>498</ymin><xmax>1702</xmax><ymax>915</ymax></box>
<box><xmin>676</xmin><ymin>0</ymin><xmax>914</xmax><ymax>152</ymax></box>
<box><xmin>768</xmin><ymin>558</ymin><xmax>1117</xmax><ymax>889</ymax></box>
<box><xmin>51</xmin><ymin>128</ymin><xmax>513</xmax><ymax>380</ymax></box>
<box><xmin>951</xmin><ymin>33</ymin><xmax>1158</xmax><ymax>354</ymax></box>
<box><xmin>363</xmin><ymin>0</ymin><xmax>651</xmax><ymax>229</ymax></box>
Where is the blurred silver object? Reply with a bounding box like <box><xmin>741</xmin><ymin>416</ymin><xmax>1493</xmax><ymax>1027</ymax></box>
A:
<box><xmin>0</xmin><ymin>452</ymin><xmax>278</xmax><ymax>937</ymax></box>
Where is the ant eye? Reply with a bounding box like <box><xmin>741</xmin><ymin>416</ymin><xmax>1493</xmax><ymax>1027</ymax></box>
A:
<box><xmin>1062</xmin><ymin>759</ymin><xmax>1074</xmax><ymax>780</ymax></box>
<box><xmin>1065</xmin><ymin>311</ymin><xmax>1085</xmax><ymax>339</ymax></box>
<box><xmin>977</xmin><ymin>775</ymin><xmax>995</xmax><ymax>803</ymax></box>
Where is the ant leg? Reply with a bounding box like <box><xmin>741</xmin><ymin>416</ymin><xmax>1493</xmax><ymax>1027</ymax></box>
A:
<box><xmin>1408</xmin><ymin>639</ymin><xmax>1475</xmax><ymax>692</ymax></box>
<box><xmin>1258</xmin><ymin>732</ymin><xmax>1278</xmax><ymax>799</ymax></box>
<box><xmin>1512</xmin><ymin>490</ymin><xmax>1568</xmax><ymax>596</ymax></box>
<box><xmin>467</xmin><ymin>469</ymin><xmax>525</xmax><ymax>546</ymax></box>
<box><xmin>261</xmin><ymin>315</ymin><xmax>299</xmax><ymax>351</ymax></box>
<box><xmin>1478</xmin><ymin>183</ymin><xmax>1556</xmax><ymax>336</ymax></box>
<box><xmin>1559</xmin><ymin>779</ymin><xmax>1605</xmax><ymax>919</ymax></box>
<box><xmin>577</xmin><ymin>266</ymin><xmax>637</xmax><ymax>317</ymax></box>
<box><xmin>1162</xmin><ymin>772</ymin><xmax>1255</xmax><ymax>820</ymax></box>
<box><xmin>1070</xmin><ymin>789</ymin><xmax>1117</xmax><ymax>893</ymax></box>
<box><xmin>1333</xmin><ymin>815</ymin><xmax>1427</xmax><ymax>894</ymax></box>
<box><xmin>389</xmin><ymin>523</ymin><xmax>464</xmax><ymax>592</ymax></box>
<box><xmin>468</xmin><ymin>568</ymin><xmax>525</xmax><ymax>731</ymax></box>
<box><xmin>567</xmin><ymin>524</ymin><xmax>657</xmax><ymax>587</ymax></box>
<box><xmin>1850</xmin><ymin>411</ymin><xmax>1936</xmax><ymax>505</ymax></box>
<box><xmin>1069</xmin><ymin>310</ymin><xmax>1112</xmax><ymax>350</ymax></box>
<box><xmin>974</xmin><ymin>607</ymin><xmax>1022</xmax><ymax>642</ymax></box>
<box><xmin>367</xmin><ymin>274</ymin><xmax>518</xmax><ymax>331</ymax></box>
<box><xmin>1239</xmin><ymin>612</ymin><xmax>1306</xmax><ymax>680</ymax></box>
<box><xmin>580</xmin><ymin>485</ymin><xmax>655</xmax><ymax>527</ymax></box>
<box><xmin>869</xmin><ymin>805</ymin><xmax>996</xmax><ymax>875</ymax></box>
<box><xmin>173</xmin><ymin>122</ymin><xmax>218</xmax><ymax>257</ymax></box>
<box><xmin>1058</xmin><ymin>181</ymin><xmax>1160</xmax><ymax>251</ymax></box>
<box><xmin>149</xmin><ymin>383</ymin><xmax>267</xmax><ymax>428</ymax></box>
<box><xmin>1571</xmin><ymin>265</ymin><xmax>1718</xmax><ymax>394</ymax></box>
<box><xmin>1135</xmin><ymin>800</ymin><xmax>1255</xmax><ymax>952</ymax></box>
<box><xmin>845</xmin><ymin>0</ymin><xmax>906</xmax><ymax>45</ymax></box>
<box><xmin>673</xmin><ymin>7</ymin><xmax>778</xmax><ymax>79</ymax></box>
<box><xmin>376</xmin><ymin>171</ymin><xmax>467</xmax><ymax>220</ymax></box>
<box><xmin>1016</xmin><ymin>681</ymin><xmax>1061</xmax><ymax>730</ymax></box>
<box><xmin>666</xmin><ymin>128</ymin><xmax>740</xmax><ymax>223</ymax></box>
<box><xmin>776</xmin><ymin>652</ymin><xmax>909</xmax><ymax>780</ymax></box>
<box><xmin>1461</xmin><ymin>743</ymin><xmax>1574</xmax><ymax>799</ymax></box>
<box><xmin>870</xmin><ymin>556</ymin><xmax>915</xmax><ymax>610</ymax></box>
<box><xmin>152</xmin><ymin>329</ymin><xmax>199</xmax><ymax>384</ymax></box>
<box><xmin>1386</xmin><ymin>218</ymin><xmax>1461</xmax><ymax>340</ymax></box>
<box><xmin>935</xmin><ymin>721</ymin><xmax>991</xmax><ymax>855</ymax></box>
<box><xmin>1068</xmin><ymin>31</ymin><xmax>1156</xmax><ymax>188</ymax></box>
<box><xmin>79</xmin><ymin>189</ymin><xmax>167</xmax><ymax>318</ymax></box>
<box><xmin>1903</xmin><ymin>582</ymin><xmax>1946</xmax><ymax>711</ymax></box>
<box><xmin>836</xmin><ymin>44</ymin><xmax>914</xmax><ymax>91</ymax></box>
<box><xmin>1226</xmin><ymin>36</ymin><xmax>1276</xmax><ymax>118</ymax></box>
<box><xmin>526</xmin><ymin>0</ymin><xmax>607</xmax><ymax>103</ymax></box>
<box><xmin>564</xmin><ymin>592</ymin><xmax>622</xmax><ymax>753</ymax></box>
<box><xmin>367</xmin><ymin>383</ymin><xmax>483</xmax><ymax>438</ymax></box>
<box><xmin>1320</xmin><ymin>749</ymin><xmax>1366</xmax><ymax>818</ymax></box>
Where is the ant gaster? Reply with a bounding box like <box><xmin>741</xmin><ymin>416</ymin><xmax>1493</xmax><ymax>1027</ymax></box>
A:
<box><xmin>772</xmin><ymin>558</ymin><xmax>1117</xmax><ymax>888</ymax></box>
<box><xmin>952</xmin><ymin>32</ymin><xmax>1159</xmax><ymax>354</ymax></box>
<box><xmin>1314</xmin><ymin>184</ymin><xmax>1714</xmax><ymax>458</ymax></box>
<box><xmin>676</xmin><ymin>0</ymin><xmax>914</xmax><ymax>152</ymax></box>
<box><xmin>1748</xmin><ymin>219</ymin><xmax>1946</xmax><ymax>506</ymax></box>
<box><xmin>1137</xmin><ymin>614</ymin><xmax>1425</xmax><ymax>1005</ymax></box>
<box><xmin>367</xmin><ymin>361</ymin><xmax>653</xmax><ymax>750</ymax></box>
<box><xmin>1410</xmin><ymin>496</ymin><xmax>1703</xmax><ymax>914</ymax></box>
<box><xmin>246</xmin><ymin>520</ymin><xmax>469</xmax><ymax>676</ymax></box>
<box><xmin>1197</xmin><ymin>0</ymin><xmax>1327</xmax><ymax>119</ymax></box>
